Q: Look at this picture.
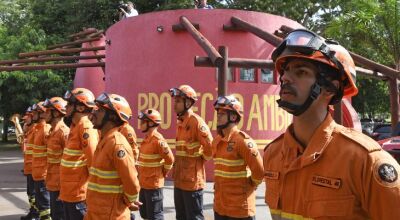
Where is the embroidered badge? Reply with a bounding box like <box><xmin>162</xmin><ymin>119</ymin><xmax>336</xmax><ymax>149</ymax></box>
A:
<box><xmin>227</xmin><ymin>142</ymin><xmax>234</xmax><ymax>152</ymax></box>
<box><xmin>374</xmin><ymin>161</ymin><xmax>400</xmax><ymax>187</ymax></box>
<box><xmin>83</xmin><ymin>133</ymin><xmax>89</xmax><ymax>139</ymax></box>
<box><xmin>251</xmin><ymin>150</ymin><xmax>259</xmax><ymax>157</ymax></box>
<box><xmin>378</xmin><ymin>163</ymin><xmax>398</xmax><ymax>183</ymax></box>
<box><xmin>247</xmin><ymin>142</ymin><xmax>254</xmax><ymax>148</ymax></box>
<box><xmin>311</xmin><ymin>175</ymin><xmax>341</xmax><ymax>189</ymax></box>
<box><xmin>200</xmin><ymin>125</ymin><xmax>207</xmax><ymax>132</ymax></box>
<box><xmin>117</xmin><ymin>150</ymin><xmax>126</xmax><ymax>158</ymax></box>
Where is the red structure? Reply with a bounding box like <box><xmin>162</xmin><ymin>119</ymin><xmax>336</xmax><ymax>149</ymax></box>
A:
<box><xmin>73</xmin><ymin>36</ymin><xmax>106</xmax><ymax>97</ymax></box>
<box><xmin>73</xmin><ymin>9</ymin><xmax>362</xmax><ymax>180</ymax></box>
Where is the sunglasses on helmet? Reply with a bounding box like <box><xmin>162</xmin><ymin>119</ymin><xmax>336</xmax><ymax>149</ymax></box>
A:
<box><xmin>43</xmin><ymin>99</ymin><xmax>52</xmax><ymax>108</ymax></box>
<box><xmin>95</xmin><ymin>93</ymin><xmax>131</xmax><ymax>121</ymax></box>
<box><xmin>272</xmin><ymin>29</ymin><xmax>339</xmax><ymax>61</ymax></box>
<box><xmin>63</xmin><ymin>90</ymin><xmax>77</xmax><ymax>103</ymax></box>
<box><xmin>169</xmin><ymin>88</ymin><xmax>185</xmax><ymax>97</ymax></box>
<box><xmin>272</xmin><ymin>29</ymin><xmax>346</xmax><ymax>76</ymax></box>
<box><xmin>213</xmin><ymin>96</ymin><xmax>235</xmax><ymax>107</ymax></box>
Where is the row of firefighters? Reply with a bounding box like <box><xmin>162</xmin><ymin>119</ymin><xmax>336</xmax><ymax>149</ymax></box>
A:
<box><xmin>19</xmin><ymin>85</ymin><xmax>264</xmax><ymax>220</ymax></box>
<box><xmin>16</xmin><ymin>28</ymin><xmax>400</xmax><ymax>220</ymax></box>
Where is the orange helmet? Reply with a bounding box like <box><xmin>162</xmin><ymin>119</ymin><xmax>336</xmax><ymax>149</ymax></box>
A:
<box><xmin>138</xmin><ymin>109</ymin><xmax>162</xmax><ymax>125</ymax></box>
<box><xmin>63</xmin><ymin>88</ymin><xmax>96</xmax><ymax>108</ymax></box>
<box><xmin>272</xmin><ymin>29</ymin><xmax>358</xmax><ymax>97</ymax></box>
<box><xmin>95</xmin><ymin>93</ymin><xmax>132</xmax><ymax>122</ymax></box>
<box><xmin>214</xmin><ymin>95</ymin><xmax>243</xmax><ymax>119</ymax></box>
<box><xmin>169</xmin><ymin>85</ymin><xmax>198</xmax><ymax>102</ymax></box>
<box><xmin>32</xmin><ymin>101</ymin><xmax>47</xmax><ymax>112</ymax></box>
<box><xmin>43</xmin><ymin>97</ymin><xmax>67</xmax><ymax>115</ymax></box>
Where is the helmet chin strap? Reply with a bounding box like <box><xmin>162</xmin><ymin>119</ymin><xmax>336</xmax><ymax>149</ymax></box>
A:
<box><xmin>95</xmin><ymin>110</ymin><xmax>110</xmax><ymax>130</ymax></box>
<box><xmin>141</xmin><ymin>121</ymin><xmax>158</xmax><ymax>133</ymax></box>
<box><xmin>176</xmin><ymin>99</ymin><xmax>192</xmax><ymax>117</ymax></box>
<box><xmin>217</xmin><ymin>111</ymin><xmax>233</xmax><ymax>130</ymax></box>
<box><xmin>217</xmin><ymin>111</ymin><xmax>240</xmax><ymax>136</ymax></box>
<box><xmin>277</xmin><ymin>82</ymin><xmax>322</xmax><ymax>116</ymax></box>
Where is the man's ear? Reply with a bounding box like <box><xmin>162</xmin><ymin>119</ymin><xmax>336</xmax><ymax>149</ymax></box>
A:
<box><xmin>185</xmin><ymin>99</ymin><xmax>193</xmax><ymax>109</ymax></box>
<box><xmin>229</xmin><ymin>112</ymin><xmax>238</xmax><ymax>122</ymax></box>
<box><xmin>76</xmin><ymin>105</ymin><xmax>86</xmax><ymax>112</ymax></box>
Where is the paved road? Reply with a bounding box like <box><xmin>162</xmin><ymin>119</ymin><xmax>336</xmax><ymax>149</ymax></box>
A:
<box><xmin>0</xmin><ymin>149</ymin><xmax>272</xmax><ymax>220</ymax></box>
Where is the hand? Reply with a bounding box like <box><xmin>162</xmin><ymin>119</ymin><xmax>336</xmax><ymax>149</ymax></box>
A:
<box><xmin>128</xmin><ymin>200</ymin><xmax>142</xmax><ymax>211</ymax></box>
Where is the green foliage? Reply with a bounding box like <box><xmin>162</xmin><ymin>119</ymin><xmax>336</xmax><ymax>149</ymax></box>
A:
<box><xmin>352</xmin><ymin>76</ymin><xmax>390</xmax><ymax>117</ymax></box>
<box><xmin>220</xmin><ymin>0</ymin><xmax>346</xmax><ymax>32</ymax></box>
<box><xmin>0</xmin><ymin>0</ymin><xmax>72</xmax><ymax>141</ymax></box>
<box><xmin>325</xmin><ymin>0</ymin><xmax>399</xmax><ymax>117</ymax></box>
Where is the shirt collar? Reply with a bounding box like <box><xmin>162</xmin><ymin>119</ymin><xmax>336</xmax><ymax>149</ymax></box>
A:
<box><xmin>283</xmin><ymin>114</ymin><xmax>337</xmax><ymax>169</ymax></box>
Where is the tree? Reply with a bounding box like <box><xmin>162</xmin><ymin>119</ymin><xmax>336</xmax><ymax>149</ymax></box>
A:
<box><xmin>220</xmin><ymin>0</ymin><xmax>346</xmax><ymax>32</ymax></box>
<box><xmin>0</xmin><ymin>0</ymin><xmax>72</xmax><ymax>141</ymax></box>
<box><xmin>325</xmin><ymin>0</ymin><xmax>399</xmax><ymax>118</ymax></box>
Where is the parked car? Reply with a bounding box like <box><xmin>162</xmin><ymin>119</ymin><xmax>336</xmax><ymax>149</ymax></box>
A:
<box><xmin>371</xmin><ymin>124</ymin><xmax>392</xmax><ymax>141</ymax></box>
<box><xmin>379</xmin><ymin>137</ymin><xmax>400</xmax><ymax>163</ymax></box>
<box><xmin>360</xmin><ymin>118</ymin><xmax>375</xmax><ymax>135</ymax></box>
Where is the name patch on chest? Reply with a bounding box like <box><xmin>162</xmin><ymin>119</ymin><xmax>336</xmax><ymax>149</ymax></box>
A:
<box><xmin>264</xmin><ymin>171</ymin><xmax>279</xmax><ymax>180</ymax></box>
<box><xmin>312</xmin><ymin>175</ymin><xmax>341</xmax><ymax>189</ymax></box>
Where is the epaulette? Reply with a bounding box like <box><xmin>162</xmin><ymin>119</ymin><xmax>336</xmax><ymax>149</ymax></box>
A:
<box><xmin>238</xmin><ymin>130</ymin><xmax>250</xmax><ymax>139</ymax></box>
<box><xmin>152</xmin><ymin>132</ymin><xmax>163</xmax><ymax>140</ymax></box>
<box><xmin>264</xmin><ymin>133</ymin><xmax>284</xmax><ymax>152</ymax></box>
<box><xmin>338</xmin><ymin>127</ymin><xmax>381</xmax><ymax>153</ymax></box>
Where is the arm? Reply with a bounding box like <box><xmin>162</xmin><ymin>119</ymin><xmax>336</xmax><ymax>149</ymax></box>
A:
<box><xmin>238</xmin><ymin>138</ymin><xmax>264</xmax><ymax>186</ymax></box>
<box><xmin>80</xmin><ymin>126</ymin><xmax>98</xmax><ymax>167</ymax></box>
<box><xmin>157</xmin><ymin>140</ymin><xmax>174</xmax><ymax>177</ymax></box>
<box><xmin>362</xmin><ymin>150</ymin><xmax>400</xmax><ymax>219</ymax></box>
<box><xmin>113</xmin><ymin>142</ymin><xmax>140</xmax><ymax>209</ymax></box>
<box><xmin>197</xmin><ymin>121</ymin><xmax>213</xmax><ymax>161</ymax></box>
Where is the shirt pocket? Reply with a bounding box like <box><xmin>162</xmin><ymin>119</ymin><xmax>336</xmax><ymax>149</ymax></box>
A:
<box><xmin>306</xmin><ymin>195</ymin><xmax>355</xmax><ymax>218</ymax></box>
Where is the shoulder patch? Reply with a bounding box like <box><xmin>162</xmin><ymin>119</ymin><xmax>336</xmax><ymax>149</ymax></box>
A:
<box><xmin>373</xmin><ymin>159</ymin><xmax>400</xmax><ymax>187</ymax></box>
<box><xmin>339</xmin><ymin>128</ymin><xmax>381</xmax><ymax>153</ymax></box>
<box><xmin>83</xmin><ymin>133</ymin><xmax>89</xmax><ymax>139</ymax></box>
<box><xmin>199</xmin><ymin>124</ymin><xmax>211</xmax><ymax>137</ymax></box>
<box><xmin>116</xmin><ymin>149</ymin><xmax>126</xmax><ymax>158</ymax></box>
<box><xmin>244</xmin><ymin>138</ymin><xmax>256</xmax><ymax>149</ymax></box>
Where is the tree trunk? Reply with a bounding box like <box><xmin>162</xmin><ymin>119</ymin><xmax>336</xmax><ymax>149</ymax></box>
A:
<box><xmin>2</xmin><ymin>116</ymin><xmax>9</xmax><ymax>142</ymax></box>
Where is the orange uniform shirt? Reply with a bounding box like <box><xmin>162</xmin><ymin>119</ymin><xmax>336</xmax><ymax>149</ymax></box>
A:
<box><xmin>32</xmin><ymin>120</ymin><xmax>51</xmax><ymax>181</ymax></box>
<box><xmin>59</xmin><ymin>115</ymin><xmax>98</xmax><ymax>202</ymax></box>
<box><xmin>86</xmin><ymin>127</ymin><xmax>140</xmax><ymax>220</ymax></box>
<box><xmin>23</xmin><ymin>124</ymin><xmax>35</xmax><ymax>175</ymax></box>
<box><xmin>118</xmin><ymin>122</ymin><xmax>139</xmax><ymax>161</ymax></box>
<box><xmin>212</xmin><ymin>127</ymin><xmax>264</xmax><ymax>218</ymax></box>
<box><xmin>45</xmin><ymin>120</ymin><xmax>69</xmax><ymax>192</ymax></box>
<box><xmin>173</xmin><ymin>110</ymin><xmax>213</xmax><ymax>191</ymax></box>
<box><xmin>264</xmin><ymin>114</ymin><xmax>400</xmax><ymax>220</ymax></box>
<box><xmin>138</xmin><ymin>129</ymin><xmax>174</xmax><ymax>189</ymax></box>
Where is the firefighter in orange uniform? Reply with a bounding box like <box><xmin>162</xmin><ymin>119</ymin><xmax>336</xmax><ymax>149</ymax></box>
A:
<box><xmin>31</xmin><ymin>101</ymin><xmax>52</xmax><ymax>220</ymax></box>
<box><xmin>59</xmin><ymin>88</ymin><xmax>99</xmax><ymax>220</ymax></box>
<box><xmin>137</xmin><ymin>109</ymin><xmax>174</xmax><ymax>220</ymax></box>
<box><xmin>21</xmin><ymin>106</ymin><xmax>40</xmax><ymax>220</ymax></box>
<box><xmin>212</xmin><ymin>95</ymin><xmax>264</xmax><ymax>220</ymax></box>
<box><xmin>119</xmin><ymin>121</ymin><xmax>139</xmax><ymax>161</ymax></box>
<box><xmin>264</xmin><ymin>29</ymin><xmax>400</xmax><ymax>219</ymax></box>
<box><xmin>43</xmin><ymin>97</ymin><xmax>70</xmax><ymax>220</ymax></box>
<box><xmin>86</xmin><ymin>93</ymin><xmax>141</xmax><ymax>219</ymax></box>
<box><xmin>169</xmin><ymin>85</ymin><xmax>213</xmax><ymax>220</ymax></box>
